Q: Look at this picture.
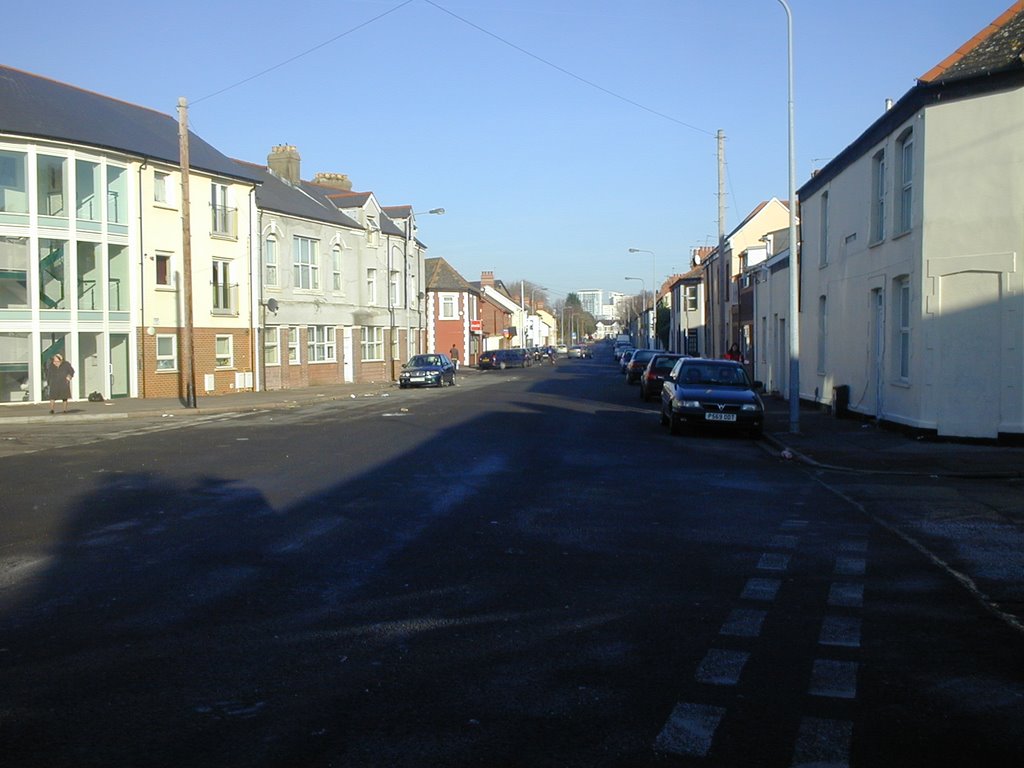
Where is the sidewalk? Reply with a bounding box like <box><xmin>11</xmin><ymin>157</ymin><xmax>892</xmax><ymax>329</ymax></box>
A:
<box><xmin>761</xmin><ymin>395</ymin><xmax>1024</xmax><ymax>478</ymax></box>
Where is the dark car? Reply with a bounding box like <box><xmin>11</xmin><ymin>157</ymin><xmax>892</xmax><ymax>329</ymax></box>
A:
<box><xmin>660</xmin><ymin>359</ymin><xmax>764</xmax><ymax>437</ymax></box>
<box><xmin>639</xmin><ymin>353</ymin><xmax>686</xmax><ymax>400</ymax></box>
<box><xmin>624</xmin><ymin>348</ymin><xmax>662</xmax><ymax>384</ymax></box>
<box><xmin>618</xmin><ymin>347</ymin><xmax>636</xmax><ymax>372</ymax></box>
<box><xmin>478</xmin><ymin>349</ymin><xmax>527</xmax><ymax>370</ymax></box>
<box><xmin>398</xmin><ymin>354</ymin><xmax>456</xmax><ymax>388</ymax></box>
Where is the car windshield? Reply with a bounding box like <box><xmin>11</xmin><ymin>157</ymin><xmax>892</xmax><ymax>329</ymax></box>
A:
<box><xmin>409</xmin><ymin>355</ymin><xmax>440</xmax><ymax>367</ymax></box>
<box><xmin>680</xmin><ymin>364</ymin><xmax>748</xmax><ymax>386</ymax></box>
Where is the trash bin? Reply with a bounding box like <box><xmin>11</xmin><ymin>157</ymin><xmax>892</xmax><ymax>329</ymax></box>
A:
<box><xmin>832</xmin><ymin>385</ymin><xmax>850</xmax><ymax>418</ymax></box>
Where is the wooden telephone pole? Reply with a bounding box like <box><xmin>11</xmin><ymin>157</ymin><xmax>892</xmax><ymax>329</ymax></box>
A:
<box><xmin>177</xmin><ymin>97</ymin><xmax>197</xmax><ymax>407</ymax></box>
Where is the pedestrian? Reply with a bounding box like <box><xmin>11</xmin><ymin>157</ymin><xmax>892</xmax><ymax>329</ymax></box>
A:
<box><xmin>449</xmin><ymin>345</ymin><xmax>459</xmax><ymax>370</ymax></box>
<box><xmin>46</xmin><ymin>353</ymin><xmax>75</xmax><ymax>414</ymax></box>
<box><xmin>724</xmin><ymin>343</ymin><xmax>743</xmax><ymax>362</ymax></box>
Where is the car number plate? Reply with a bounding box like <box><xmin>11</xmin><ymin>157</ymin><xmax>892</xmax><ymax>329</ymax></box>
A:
<box><xmin>705</xmin><ymin>412</ymin><xmax>737</xmax><ymax>422</ymax></box>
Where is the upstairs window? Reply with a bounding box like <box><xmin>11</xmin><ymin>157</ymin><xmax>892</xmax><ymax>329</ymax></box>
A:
<box><xmin>293</xmin><ymin>236</ymin><xmax>319</xmax><ymax>290</ymax></box>
<box><xmin>819</xmin><ymin>191</ymin><xmax>829</xmax><ymax>267</ymax></box>
<box><xmin>896</xmin><ymin>129</ymin><xmax>913</xmax><ymax>235</ymax></box>
<box><xmin>871</xmin><ymin>149</ymin><xmax>886</xmax><ymax>243</ymax></box>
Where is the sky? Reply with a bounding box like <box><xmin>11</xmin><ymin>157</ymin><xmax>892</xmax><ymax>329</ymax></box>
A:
<box><xmin>4</xmin><ymin>0</ymin><xmax>1013</xmax><ymax>303</ymax></box>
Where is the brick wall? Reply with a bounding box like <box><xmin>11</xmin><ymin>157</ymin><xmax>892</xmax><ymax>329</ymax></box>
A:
<box><xmin>137</xmin><ymin>326</ymin><xmax>253</xmax><ymax>399</ymax></box>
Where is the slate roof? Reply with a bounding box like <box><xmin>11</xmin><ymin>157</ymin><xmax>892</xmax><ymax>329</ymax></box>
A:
<box><xmin>0</xmin><ymin>65</ymin><xmax>257</xmax><ymax>183</ymax></box>
<box><xmin>425</xmin><ymin>257</ymin><xmax>477</xmax><ymax>293</ymax></box>
<box><xmin>919</xmin><ymin>1</ymin><xmax>1024</xmax><ymax>83</ymax></box>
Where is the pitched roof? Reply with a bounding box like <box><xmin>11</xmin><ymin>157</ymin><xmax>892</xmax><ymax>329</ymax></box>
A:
<box><xmin>919</xmin><ymin>1</ymin><xmax>1024</xmax><ymax>83</ymax></box>
<box><xmin>425</xmin><ymin>257</ymin><xmax>477</xmax><ymax>293</ymax></box>
<box><xmin>324</xmin><ymin>190</ymin><xmax>374</xmax><ymax>209</ymax></box>
<box><xmin>235</xmin><ymin>160</ymin><xmax>361</xmax><ymax>227</ymax></box>
<box><xmin>0</xmin><ymin>65</ymin><xmax>257</xmax><ymax>182</ymax></box>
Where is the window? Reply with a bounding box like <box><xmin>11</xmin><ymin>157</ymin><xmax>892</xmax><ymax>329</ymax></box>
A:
<box><xmin>332</xmin><ymin>245</ymin><xmax>342</xmax><ymax>291</ymax></box>
<box><xmin>108</xmin><ymin>244</ymin><xmax>128</xmax><ymax>311</ymax></box>
<box><xmin>308</xmin><ymin>325</ymin><xmax>336</xmax><ymax>362</ymax></box>
<box><xmin>440</xmin><ymin>293</ymin><xmax>457</xmax><ymax>319</ymax></box>
<box><xmin>156</xmin><ymin>334</ymin><xmax>177</xmax><ymax>371</ymax></box>
<box><xmin>264</xmin><ymin>326</ymin><xmax>280</xmax><ymax>366</ymax></box>
<box><xmin>366</xmin><ymin>269</ymin><xmax>378</xmax><ymax>305</ymax></box>
<box><xmin>39</xmin><ymin>239</ymin><xmax>69</xmax><ymax>310</ymax></box>
<box><xmin>106</xmin><ymin>165</ymin><xmax>127</xmax><ymax>225</ymax></box>
<box><xmin>361</xmin><ymin>326</ymin><xmax>384</xmax><ymax>361</ymax></box>
<box><xmin>684</xmin><ymin>285</ymin><xmax>698</xmax><ymax>312</ymax></box>
<box><xmin>819</xmin><ymin>191</ymin><xmax>829</xmax><ymax>267</ymax></box>
<box><xmin>897</xmin><ymin>129</ymin><xmax>913</xmax><ymax>234</ymax></box>
<box><xmin>390</xmin><ymin>270</ymin><xmax>400</xmax><ymax>306</ymax></box>
<box><xmin>211</xmin><ymin>182</ymin><xmax>235</xmax><ymax>236</ymax></box>
<box><xmin>0</xmin><ymin>150</ymin><xmax>28</xmax><ymax>214</ymax></box>
<box><xmin>154</xmin><ymin>170</ymin><xmax>172</xmax><ymax>205</ymax></box>
<box><xmin>287</xmin><ymin>327</ymin><xmax>300</xmax><ymax>364</ymax></box>
<box><xmin>264</xmin><ymin>236</ymin><xmax>278</xmax><ymax>288</ymax></box>
<box><xmin>0</xmin><ymin>236</ymin><xmax>29</xmax><ymax>308</ymax></box>
<box><xmin>77</xmin><ymin>241</ymin><xmax>103</xmax><ymax>310</ymax></box>
<box><xmin>897</xmin><ymin>277</ymin><xmax>910</xmax><ymax>381</ymax></box>
<box><xmin>215</xmin><ymin>334</ymin><xmax>233</xmax><ymax>368</ymax></box>
<box><xmin>293</xmin><ymin>236</ymin><xmax>319</xmax><ymax>290</ymax></box>
<box><xmin>75</xmin><ymin>160</ymin><xmax>101</xmax><ymax>222</ymax></box>
<box><xmin>212</xmin><ymin>259</ymin><xmax>234</xmax><ymax>314</ymax></box>
<box><xmin>37</xmin><ymin>155</ymin><xmax>66</xmax><ymax>217</ymax></box>
<box><xmin>155</xmin><ymin>252</ymin><xmax>172</xmax><ymax>287</ymax></box>
<box><xmin>871</xmin><ymin>149</ymin><xmax>886</xmax><ymax>243</ymax></box>
<box><xmin>817</xmin><ymin>296</ymin><xmax>827</xmax><ymax>373</ymax></box>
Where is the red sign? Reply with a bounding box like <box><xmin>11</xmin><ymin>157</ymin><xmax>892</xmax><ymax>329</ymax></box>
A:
<box><xmin>470</xmin><ymin>319</ymin><xmax>482</xmax><ymax>333</ymax></box>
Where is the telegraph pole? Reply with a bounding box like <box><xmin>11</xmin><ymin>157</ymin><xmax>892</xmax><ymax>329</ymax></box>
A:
<box><xmin>717</xmin><ymin>129</ymin><xmax>727</xmax><ymax>358</ymax></box>
<box><xmin>177</xmin><ymin>97</ymin><xmax>197</xmax><ymax>408</ymax></box>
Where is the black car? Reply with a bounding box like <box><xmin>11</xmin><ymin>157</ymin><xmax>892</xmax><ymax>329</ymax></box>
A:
<box><xmin>398</xmin><ymin>354</ymin><xmax>456</xmax><ymax>388</ymax></box>
<box><xmin>660</xmin><ymin>358</ymin><xmax>764</xmax><ymax>437</ymax></box>
<box><xmin>639</xmin><ymin>353</ymin><xmax>686</xmax><ymax>400</ymax></box>
<box><xmin>478</xmin><ymin>349</ymin><xmax>527</xmax><ymax>370</ymax></box>
<box><xmin>624</xmin><ymin>348</ymin><xmax>662</xmax><ymax>384</ymax></box>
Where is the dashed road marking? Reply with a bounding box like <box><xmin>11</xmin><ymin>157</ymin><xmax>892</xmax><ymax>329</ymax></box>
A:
<box><xmin>695</xmin><ymin>649</ymin><xmax>750</xmax><ymax>686</ymax></box>
<box><xmin>741</xmin><ymin>577</ymin><xmax>782</xmax><ymax>602</ymax></box>
<box><xmin>827</xmin><ymin>582</ymin><xmax>864</xmax><ymax>608</ymax></box>
<box><xmin>769</xmin><ymin>534</ymin><xmax>800</xmax><ymax>549</ymax></box>
<box><xmin>758</xmin><ymin>552</ymin><xmax>791</xmax><ymax>571</ymax></box>
<box><xmin>839</xmin><ymin>539</ymin><xmax>868</xmax><ymax>553</ymax></box>
<box><xmin>834</xmin><ymin>556</ymin><xmax>866</xmax><ymax>576</ymax></box>
<box><xmin>809</xmin><ymin>659</ymin><xmax>858</xmax><ymax>699</ymax></box>
<box><xmin>819</xmin><ymin>616</ymin><xmax>862</xmax><ymax>648</ymax></box>
<box><xmin>653</xmin><ymin>702</ymin><xmax>726</xmax><ymax>757</ymax></box>
<box><xmin>720</xmin><ymin>608</ymin><xmax>767</xmax><ymax>638</ymax></box>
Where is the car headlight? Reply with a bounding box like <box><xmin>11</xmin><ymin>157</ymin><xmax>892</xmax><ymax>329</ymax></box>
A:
<box><xmin>741</xmin><ymin>403</ymin><xmax>762</xmax><ymax>412</ymax></box>
<box><xmin>677</xmin><ymin>399</ymin><xmax>701</xmax><ymax>409</ymax></box>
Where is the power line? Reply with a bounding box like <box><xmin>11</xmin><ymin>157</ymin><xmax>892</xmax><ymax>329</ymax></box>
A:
<box><xmin>190</xmin><ymin>0</ymin><xmax>416</xmax><ymax>105</ymax></box>
<box><xmin>421</xmin><ymin>0</ymin><xmax>715</xmax><ymax>137</ymax></box>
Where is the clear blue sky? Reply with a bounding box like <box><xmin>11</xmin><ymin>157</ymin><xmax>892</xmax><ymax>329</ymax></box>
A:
<box><xmin>4</xmin><ymin>0</ymin><xmax>1012</xmax><ymax>302</ymax></box>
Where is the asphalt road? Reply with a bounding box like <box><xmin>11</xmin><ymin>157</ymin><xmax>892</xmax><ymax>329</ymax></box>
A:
<box><xmin>1</xmin><ymin>359</ymin><xmax>1021</xmax><ymax>767</ymax></box>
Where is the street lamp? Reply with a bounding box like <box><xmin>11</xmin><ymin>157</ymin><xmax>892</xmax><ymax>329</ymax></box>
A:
<box><xmin>776</xmin><ymin>0</ymin><xmax>800</xmax><ymax>434</ymax></box>
<box><xmin>528</xmin><ymin>286</ymin><xmax>547</xmax><ymax>346</ymax></box>
<box><xmin>629</xmin><ymin>248</ymin><xmax>657</xmax><ymax>348</ymax></box>
<box><xmin>624</xmin><ymin>276</ymin><xmax>645</xmax><ymax>347</ymax></box>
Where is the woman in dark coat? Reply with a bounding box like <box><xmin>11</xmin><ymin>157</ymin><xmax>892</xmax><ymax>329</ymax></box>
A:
<box><xmin>46</xmin><ymin>353</ymin><xmax>74</xmax><ymax>413</ymax></box>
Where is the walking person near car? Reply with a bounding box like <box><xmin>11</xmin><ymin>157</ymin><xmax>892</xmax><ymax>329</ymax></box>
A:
<box><xmin>449</xmin><ymin>345</ymin><xmax>459</xmax><ymax>370</ymax></box>
<box><xmin>46</xmin><ymin>353</ymin><xmax>75</xmax><ymax>414</ymax></box>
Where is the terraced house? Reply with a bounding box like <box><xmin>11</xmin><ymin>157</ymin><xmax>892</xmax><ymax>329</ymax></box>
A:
<box><xmin>0</xmin><ymin>65</ymin><xmax>259</xmax><ymax>404</ymax></box>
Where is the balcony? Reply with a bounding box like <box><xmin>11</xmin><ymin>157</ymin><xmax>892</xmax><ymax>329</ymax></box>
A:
<box><xmin>211</xmin><ymin>204</ymin><xmax>237</xmax><ymax>239</ymax></box>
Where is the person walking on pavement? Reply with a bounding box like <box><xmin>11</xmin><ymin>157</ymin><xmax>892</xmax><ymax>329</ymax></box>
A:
<box><xmin>449</xmin><ymin>345</ymin><xmax>459</xmax><ymax>371</ymax></box>
<box><xmin>46</xmin><ymin>353</ymin><xmax>75</xmax><ymax>414</ymax></box>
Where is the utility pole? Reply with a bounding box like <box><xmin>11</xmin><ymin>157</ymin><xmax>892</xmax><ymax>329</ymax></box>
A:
<box><xmin>177</xmin><ymin>97</ymin><xmax>197</xmax><ymax>408</ymax></box>
<box><xmin>717</xmin><ymin>129</ymin><xmax>727</xmax><ymax>359</ymax></box>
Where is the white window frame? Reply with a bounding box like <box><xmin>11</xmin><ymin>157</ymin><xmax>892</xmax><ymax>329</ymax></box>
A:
<box><xmin>817</xmin><ymin>295</ymin><xmax>827</xmax><ymax>374</ymax></box>
<box><xmin>215</xmin><ymin>334</ymin><xmax>233</xmax><ymax>369</ymax></box>
<box><xmin>871</xmin><ymin>149</ymin><xmax>886</xmax><ymax>244</ymax></box>
<box><xmin>819</xmin><ymin>191</ymin><xmax>829</xmax><ymax>267</ymax></box>
<box><xmin>156</xmin><ymin>333</ymin><xmax>177</xmax><ymax>371</ymax></box>
<box><xmin>264</xmin><ymin>235</ymin><xmax>278</xmax><ymax>288</ymax></box>
<box><xmin>293</xmin><ymin>236</ymin><xmax>319</xmax><ymax>291</ymax></box>
<box><xmin>155</xmin><ymin>251</ymin><xmax>173</xmax><ymax>288</ymax></box>
<box><xmin>287</xmin><ymin>326</ymin><xmax>300</xmax><ymax>365</ymax></box>
<box><xmin>367</xmin><ymin>268</ymin><xmax>378</xmax><ymax>305</ymax></box>
<box><xmin>154</xmin><ymin>170</ymin><xmax>175</xmax><ymax>206</ymax></box>
<box><xmin>684</xmin><ymin>285</ymin><xmax>698</xmax><ymax>312</ymax></box>
<box><xmin>307</xmin><ymin>325</ymin><xmax>336</xmax><ymax>363</ymax></box>
<box><xmin>332</xmin><ymin>245</ymin><xmax>342</xmax><ymax>292</ymax></box>
<box><xmin>897</xmin><ymin>277</ymin><xmax>911</xmax><ymax>382</ymax></box>
<box><xmin>897</xmin><ymin>129</ymin><xmax>913</xmax><ymax>235</ymax></box>
<box><xmin>264</xmin><ymin>326</ymin><xmax>280</xmax><ymax>366</ymax></box>
<box><xmin>440</xmin><ymin>292</ymin><xmax>457</xmax><ymax>320</ymax></box>
<box><xmin>212</xmin><ymin>258</ymin><xmax>234</xmax><ymax>314</ymax></box>
<box><xmin>361</xmin><ymin>326</ymin><xmax>384</xmax><ymax>361</ymax></box>
<box><xmin>390</xmin><ymin>270</ymin><xmax>400</xmax><ymax>306</ymax></box>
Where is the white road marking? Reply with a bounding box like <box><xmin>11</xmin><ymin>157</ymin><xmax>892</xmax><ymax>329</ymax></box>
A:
<box><xmin>791</xmin><ymin>716</ymin><xmax>853</xmax><ymax>768</ymax></box>
<box><xmin>695</xmin><ymin>649</ymin><xmax>750</xmax><ymax>686</ymax></box>
<box><xmin>653</xmin><ymin>702</ymin><xmax>726</xmax><ymax>757</ymax></box>
<box><xmin>720</xmin><ymin>608</ymin><xmax>767</xmax><ymax>638</ymax></box>
<box><xmin>758</xmin><ymin>552</ymin><xmax>791</xmax><ymax>571</ymax></box>
<box><xmin>809</xmin><ymin>659</ymin><xmax>858</xmax><ymax>699</ymax></box>
<box><xmin>827</xmin><ymin>582</ymin><xmax>864</xmax><ymax>608</ymax></box>
<box><xmin>834</xmin><ymin>556</ymin><xmax>866</xmax><ymax>576</ymax></box>
<box><xmin>838</xmin><ymin>539</ymin><xmax>868</xmax><ymax>553</ymax></box>
<box><xmin>741</xmin><ymin>577</ymin><xmax>782</xmax><ymax>602</ymax></box>
<box><xmin>818</xmin><ymin>616</ymin><xmax>862</xmax><ymax>648</ymax></box>
<box><xmin>769</xmin><ymin>534</ymin><xmax>800</xmax><ymax>549</ymax></box>
<box><xmin>781</xmin><ymin>519</ymin><xmax>809</xmax><ymax>530</ymax></box>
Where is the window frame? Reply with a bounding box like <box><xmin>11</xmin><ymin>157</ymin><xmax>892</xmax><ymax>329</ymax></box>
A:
<box><xmin>366</xmin><ymin>268</ymin><xmax>378</xmax><ymax>305</ymax></box>
<box><xmin>307</xmin><ymin>324</ymin><xmax>337</xmax><ymax>363</ymax></box>
<box><xmin>361</xmin><ymin>326</ymin><xmax>384</xmax><ymax>361</ymax></box>
<box><xmin>156</xmin><ymin>333</ymin><xmax>178</xmax><ymax>372</ymax></box>
<box><xmin>287</xmin><ymin>326</ymin><xmax>300</xmax><ymax>365</ymax></box>
<box><xmin>896</xmin><ymin>129</ymin><xmax>913</xmax><ymax>235</ymax></box>
<box><xmin>293</xmin><ymin>235</ymin><xmax>320</xmax><ymax>291</ymax></box>
<box><xmin>214</xmin><ymin>334</ymin><xmax>234</xmax><ymax>369</ymax></box>
<box><xmin>264</xmin><ymin>235</ymin><xmax>278</xmax><ymax>288</ymax></box>
<box><xmin>155</xmin><ymin>252</ymin><xmax>173</xmax><ymax>288</ymax></box>
<box><xmin>819</xmin><ymin>191</ymin><xmax>829</xmax><ymax>267</ymax></box>
<box><xmin>897</xmin><ymin>277</ymin><xmax>911</xmax><ymax>382</ymax></box>
<box><xmin>211</xmin><ymin>258</ymin><xmax>234</xmax><ymax>315</ymax></box>
<box><xmin>440</xmin><ymin>292</ymin><xmax>457</xmax><ymax>320</ymax></box>
<box><xmin>264</xmin><ymin>326</ymin><xmax>280</xmax><ymax>367</ymax></box>
<box><xmin>870</xmin><ymin>149</ymin><xmax>886</xmax><ymax>244</ymax></box>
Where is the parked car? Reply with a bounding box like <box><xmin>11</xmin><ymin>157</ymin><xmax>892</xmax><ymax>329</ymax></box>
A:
<box><xmin>568</xmin><ymin>345</ymin><xmax>584</xmax><ymax>358</ymax></box>
<box><xmin>398</xmin><ymin>354</ymin><xmax>456</xmax><ymax>388</ymax></box>
<box><xmin>511</xmin><ymin>348</ymin><xmax>533</xmax><ymax>367</ymax></box>
<box><xmin>556</xmin><ymin>344</ymin><xmax>568</xmax><ymax>355</ymax></box>
<box><xmin>624</xmin><ymin>348</ymin><xmax>662</xmax><ymax>384</ymax></box>
<box><xmin>639</xmin><ymin>353</ymin><xmax>686</xmax><ymax>400</ymax></box>
<box><xmin>618</xmin><ymin>347</ymin><xmax>636</xmax><ymax>372</ymax></box>
<box><xmin>660</xmin><ymin>358</ymin><xmax>765</xmax><ymax>438</ymax></box>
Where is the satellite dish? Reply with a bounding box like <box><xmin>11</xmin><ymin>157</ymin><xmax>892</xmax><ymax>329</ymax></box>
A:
<box><xmin>266</xmin><ymin>298</ymin><xmax>279</xmax><ymax>313</ymax></box>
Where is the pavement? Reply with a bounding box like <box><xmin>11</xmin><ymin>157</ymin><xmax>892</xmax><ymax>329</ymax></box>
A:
<box><xmin>2</xmin><ymin>372</ymin><xmax>1023</xmax><ymax>478</ymax></box>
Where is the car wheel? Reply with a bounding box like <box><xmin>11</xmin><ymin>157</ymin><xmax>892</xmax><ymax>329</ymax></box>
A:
<box><xmin>669</xmin><ymin>413</ymin><xmax>683</xmax><ymax>436</ymax></box>
<box><xmin>451</xmin><ymin>375</ymin><xmax>457</xmax><ymax>387</ymax></box>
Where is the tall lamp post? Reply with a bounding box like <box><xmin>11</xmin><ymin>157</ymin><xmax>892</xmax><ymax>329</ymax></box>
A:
<box><xmin>402</xmin><ymin>207</ymin><xmax>444</xmax><ymax>371</ymax></box>
<box><xmin>528</xmin><ymin>285</ymin><xmax>547</xmax><ymax>346</ymax></box>
<box><xmin>624</xmin><ymin>276</ymin><xmax>645</xmax><ymax>347</ymax></box>
<box><xmin>628</xmin><ymin>248</ymin><xmax>656</xmax><ymax>348</ymax></box>
<box><xmin>777</xmin><ymin>0</ymin><xmax>800</xmax><ymax>434</ymax></box>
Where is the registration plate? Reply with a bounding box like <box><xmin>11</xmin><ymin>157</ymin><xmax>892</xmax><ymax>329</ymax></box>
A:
<box><xmin>705</xmin><ymin>412</ymin><xmax>737</xmax><ymax>422</ymax></box>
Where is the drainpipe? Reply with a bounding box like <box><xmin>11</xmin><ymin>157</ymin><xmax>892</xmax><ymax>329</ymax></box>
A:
<box><xmin>137</xmin><ymin>160</ymin><xmax>147</xmax><ymax>399</ymax></box>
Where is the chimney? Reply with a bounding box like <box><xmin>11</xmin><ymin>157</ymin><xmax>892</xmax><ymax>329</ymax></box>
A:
<box><xmin>885</xmin><ymin>98</ymin><xmax>894</xmax><ymax>112</ymax></box>
<box><xmin>481</xmin><ymin>271</ymin><xmax>495</xmax><ymax>288</ymax></box>
<box><xmin>312</xmin><ymin>172</ymin><xmax>353</xmax><ymax>191</ymax></box>
<box><xmin>268</xmin><ymin>144</ymin><xmax>301</xmax><ymax>184</ymax></box>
